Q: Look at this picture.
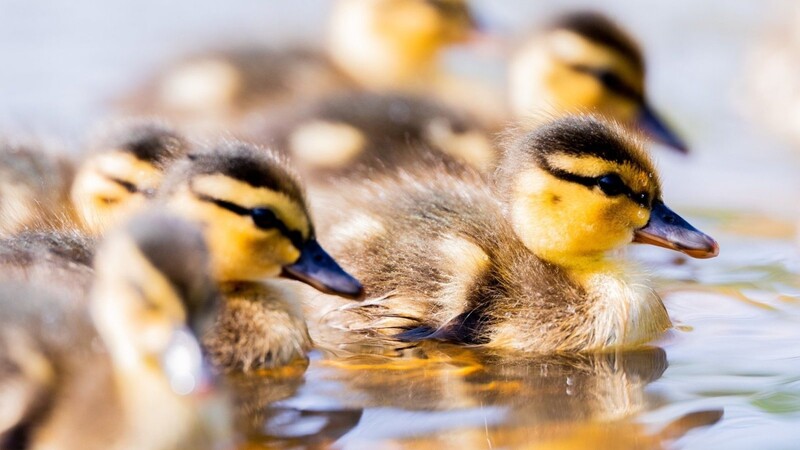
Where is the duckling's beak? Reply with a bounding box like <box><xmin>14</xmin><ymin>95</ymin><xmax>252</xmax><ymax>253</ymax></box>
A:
<box><xmin>281</xmin><ymin>239</ymin><xmax>364</xmax><ymax>299</ymax></box>
<box><xmin>161</xmin><ymin>326</ymin><xmax>215</xmax><ymax>396</ymax></box>
<box><xmin>634</xmin><ymin>201</ymin><xmax>719</xmax><ymax>258</ymax></box>
<box><xmin>636</xmin><ymin>103</ymin><xmax>689</xmax><ymax>154</ymax></box>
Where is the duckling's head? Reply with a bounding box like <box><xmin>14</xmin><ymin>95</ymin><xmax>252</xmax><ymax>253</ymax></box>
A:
<box><xmin>328</xmin><ymin>0</ymin><xmax>476</xmax><ymax>87</ymax></box>
<box><xmin>498</xmin><ymin>115</ymin><xmax>717</xmax><ymax>269</ymax></box>
<box><xmin>509</xmin><ymin>12</ymin><xmax>687</xmax><ymax>153</ymax></box>
<box><xmin>71</xmin><ymin>120</ymin><xmax>188</xmax><ymax>234</ymax></box>
<box><xmin>90</xmin><ymin>212</ymin><xmax>217</xmax><ymax>395</ymax></box>
<box><xmin>158</xmin><ymin>142</ymin><xmax>363</xmax><ymax>298</ymax></box>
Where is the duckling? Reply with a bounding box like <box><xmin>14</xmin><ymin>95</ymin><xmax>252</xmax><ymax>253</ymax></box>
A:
<box><xmin>328</xmin><ymin>0</ymin><xmax>476</xmax><ymax>91</ymax></box>
<box><xmin>0</xmin><ymin>228</ymin><xmax>96</xmax><ymax>304</ymax></box>
<box><xmin>0</xmin><ymin>212</ymin><xmax>219</xmax><ymax>450</ymax></box>
<box><xmin>156</xmin><ymin>142</ymin><xmax>363</xmax><ymax>371</ymax></box>
<box><xmin>124</xmin><ymin>0</ymin><xmax>477</xmax><ymax>125</ymax></box>
<box><xmin>249</xmin><ymin>91</ymin><xmax>495</xmax><ymax>180</ymax></box>
<box><xmin>509</xmin><ymin>12</ymin><xmax>688</xmax><ymax>153</ymax></box>
<box><xmin>0</xmin><ymin>138</ymin><xmax>77</xmax><ymax>236</ymax></box>
<box><xmin>310</xmin><ymin>115</ymin><xmax>717</xmax><ymax>352</ymax></box>
<box><xmin>71</xmin><ymin>119</ymin><xmax>189</xmax><ymax>234</ymax></box>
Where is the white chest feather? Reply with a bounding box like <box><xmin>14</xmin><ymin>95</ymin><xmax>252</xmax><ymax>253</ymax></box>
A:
<box><xmin>584</xmin><ymin>269</ymin><xmax>671</xmax><ymax>349</ymax></box>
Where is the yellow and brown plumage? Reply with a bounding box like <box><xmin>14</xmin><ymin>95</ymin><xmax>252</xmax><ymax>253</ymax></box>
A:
<box><xmin>0</xmin><ymin>138</ymin><xmax>77</xmax><ymax>236</ymax></box>
<box><xmin>308</xmin><ymin>115</ymin><xmax>717</xmax><ymax>353</ymax></box>
<box><xmin>157</xmin><ymin>142</ymin><xmax>363</xmax><ymax>371</ymax></box>
<box><xmin>123</xmin><ymin>0</ymin><xmax>478</xmax><ymax>126</ymax></box>
<box><xmin>509</xmin><ymin>12</ymin><xmax>688</xmax><ymax>152</ymax></box>
<box><xmin>0</xmin><ymin>213</ymin><xmax>219</xmax><ymax>450</ymax></box>
<box><xmin>71</xmin><ymin>119</ymin><xmax>190</xmax><ymax>235</ymax></box>
<box><xmin>247</xmin><ymin>91</ymin><xmax>495</xmax><ymax>181</ymax></box>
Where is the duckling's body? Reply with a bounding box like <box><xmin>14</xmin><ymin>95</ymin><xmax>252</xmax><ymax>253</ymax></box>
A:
<box><xmin>124</xmin><ymin>0</ymin><xmax>478</xmax><ymax>126</ymax></box>
<box><xmin>249</xmin><ymin>92</ymin><xmax>495</xmax><ymax>180</ymax></box>
<box><xmin>125</xmin><ymin>47</ymin><xmax>349</xmax><ymax>128</ymax></box>
<box><xmin>0</xmin><ymin>139</ymin><xmax>77</xmax><ymax>236</ymax></box>
<box><xmin>311</xmin><ymin>116</ymin><xmax>717</xmax><ymax>352</ymax></box>
<box><xmin>0</xmin><ymin>213</ymin><xmax>218</xmax><ymax>450</ymax></box>
<box><xmin>157</xmin><ymin>142</ymin><xmax>362</xmax><ymax>371</ymax></box>
<box><xmin>509</xmin><ymin>12</ymin><xmax>688</xmax><ymax>152</ymax></box>
<box><xmin>0</xmin><ymin>230</ymin><xmax>96</xmax><ymax>303</ymax></box>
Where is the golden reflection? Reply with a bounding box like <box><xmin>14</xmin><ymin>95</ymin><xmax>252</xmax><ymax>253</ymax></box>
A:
<box><xmin>227</xmin><ymin>343</ymin><xmax>723</xmax><ymax>449</ymax></box>
<box><xmin>362</xmin><ymin>409</ymin><xmax>722</xmax><ymax>450</ymax></box>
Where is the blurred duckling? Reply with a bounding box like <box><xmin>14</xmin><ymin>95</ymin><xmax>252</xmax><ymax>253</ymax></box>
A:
<box><xmin>125</xmin><ymin>0</ymin><xmax>477</xmax><ymax>125</ymax></box>
<box><xmin>71</xmin><ymin>119</ymin><xmax>189</xmax><ymax>234</ymax></box>
<box><xmin>312</xmin><ymin>115</ymin><xmax>717</xmax><ymax>352</ymax></box>
<box><xmin>509</xmin><ymin>12</ymin><xmax>688</xmax><ymax>153</ymax></box>
<box><xmin>0</xmin><ymin>138</ymin><xmax>77</xmax><ymax>236</ymax></box>
<box><xmin>0</xmin><ymin>228</ymin><xmax>96</xmax><ymax>304</ymax></box>
<box><xmin>249</xmin><ymin>91</ymin><xmax>495</xmax><ymax>180</ymax></box>
<box><xmin>157</xmin><ymin>142</ymin><xmax>363</xmax><ymax>371</ymax></box>
<box><xmin>0</xmin><ymin>212</ymin><xmax>219</xmax><ymax>450</ymax></box>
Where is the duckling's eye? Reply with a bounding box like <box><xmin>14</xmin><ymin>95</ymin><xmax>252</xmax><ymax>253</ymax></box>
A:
<box><xmin>597</xmin><ymin>174</ymin><xmax>625</xmax><ymax>196</ymax></box>
<box><xmin>251</xmin><ymin>208</ymin><xmax>280</xmax><ymax>230</ymax></box>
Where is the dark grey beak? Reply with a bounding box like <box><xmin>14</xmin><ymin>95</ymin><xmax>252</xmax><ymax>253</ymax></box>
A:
<box><xmin>633</xmin><ymin>201</ymin><xmax>719</xmax><ymax>259</ymax></box>
<box><xmin>281</xmin><ymin>239</ymin><xmax>364</xmax><ymax>299</ymax></box>
<box><xmin>636</xmin><ymin>103</ymin><xmax>689</xmax><ymax>154</ymax></box>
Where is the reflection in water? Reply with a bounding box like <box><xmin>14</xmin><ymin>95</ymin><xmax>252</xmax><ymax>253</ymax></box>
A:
<box><xmin>230</xmin><ymin>343</ymin><xmax>721</xmax><ymax>448</ymax></box>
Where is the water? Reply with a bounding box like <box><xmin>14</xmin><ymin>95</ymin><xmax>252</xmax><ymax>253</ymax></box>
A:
<box><xmin>219</xmin><ymin>212</ymin><xmax>799</xmax><ymax>449</ymax></box>
<box><xmin>3</xmin><ymin>1</ymin><xmax>800</xmax><ymax>449</ymax></box>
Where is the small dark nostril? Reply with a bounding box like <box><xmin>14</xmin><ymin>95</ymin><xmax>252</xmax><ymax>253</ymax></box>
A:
<box><xmin>664</xmin><ymin>214</ymin><xmax>676</xmax><ymax>225</ymax></box>
<box><xmin>313</xmin><ymin>254</ymin><xmax>323</xmax><ymax>263</ymax></box>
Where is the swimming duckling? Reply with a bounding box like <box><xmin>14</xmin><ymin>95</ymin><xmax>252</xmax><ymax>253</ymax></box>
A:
<box><xmin>0</xmin><ymin>212</ymin><xmax>219</xmax><ymax>450</ymax></box>
<box><xmin>249</xmin><ymin>91</ymin><xmax>495</xmax><ymax>180</ymax></box>
<box><xmin>125</xmin><ymin>0</ymin><xmax>477</xmax><ymax>124</ymax></box>
<box><xmin>311</xmin><ymin>115</ymin><xmax>717</xmax><ymax>352</ymax></box>
<box><xmin>509</xmin><ymin>12</ymin><xmax>688</xmax><ymax>153</ymax></box>
<box><xmin>71</xmin><ymin>119</ymin><xmax>189</xmax><ymax>234</ymax></box>
<box><xmin>0</xmin><ymin>138</ymin><xmax>77</xmax><ymax>236</ymax></box>
<box><xmin>157</xmin><ymin>142</ymin><xmax>363</xmax><ymax>371</ymax></box>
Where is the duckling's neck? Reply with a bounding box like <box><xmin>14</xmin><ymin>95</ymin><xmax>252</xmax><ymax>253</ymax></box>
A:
<box><xmin>560</xmin><ymin>256</ymin><xmax>671</xmax><ymax>349</ymax></box>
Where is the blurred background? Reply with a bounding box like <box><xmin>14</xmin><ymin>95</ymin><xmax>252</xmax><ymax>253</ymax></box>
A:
<box><xmin>2</xmin><ymin>0</ymin><xmax>799</xmax><ymax>216</ymax></box>
<box><xmin>4</xmin><ymin>2</ymin><xmax>800</xmax><ymax>449</ymax></box>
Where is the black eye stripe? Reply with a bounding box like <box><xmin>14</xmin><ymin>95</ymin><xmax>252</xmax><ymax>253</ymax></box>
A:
<box><xmin>541</xmin><ymin>162</ymin><xmax>651</xmax><ymax>208</ymax></box>
<box><xmin>569</xmin><ymin>64</ymin><xmax>642</xmax><ymax>101</ymax></box>
<box><xmin>102</xmin><ymin>174</ymin><xmax>156</xmax><ymax>199</ymax></box>
<box><xmin>194</xmin><ymin>192</ymin><xmax>306</xmax><ymax>249</ymax></box>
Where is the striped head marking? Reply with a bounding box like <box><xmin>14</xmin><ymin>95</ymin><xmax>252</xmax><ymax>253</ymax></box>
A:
<box><xmin>72</xmin><ymin>121</ymin><xmax>188</xmax><ymax>234</ymax></box>
<box><xmin>160</xmin><ymin>142</ymin><xmax>363</xmax><ymax>298</ymax></box>
<box><xmin>500</xmin><ymin>115</ymin><xmax>715</xmax><ymax>267</ymax></box>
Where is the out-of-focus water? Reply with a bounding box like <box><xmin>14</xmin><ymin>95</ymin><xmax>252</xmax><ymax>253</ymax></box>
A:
<box><xmin>3</xmin><ymin>1</ymin><xmax>800</xmax><ymax>449</ymax></box>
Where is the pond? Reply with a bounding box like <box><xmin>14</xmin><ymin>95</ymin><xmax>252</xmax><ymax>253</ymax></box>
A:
<box><xmin>221</xmin><ymin>212</ymin><xmax>800</xmax><ymax>449</ymax></box>
<box><xmin>3</xmin><ymin>1</ymin><xmax>800</xmax><ymax>448</ymax></box>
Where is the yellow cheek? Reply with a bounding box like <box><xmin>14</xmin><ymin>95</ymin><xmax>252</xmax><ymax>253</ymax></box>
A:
<box><xmin>546</xmin><ymin>67</ymin><xmax>605</xmax><ymax>113</ymax></box>
<box><xmin>167</xmin><ymin>191</ymin><xmax>301</xmax><ymax>282</ymax></box>
<box><xmin>596</xmin><ymin>94</ymin><xmax>640</xmax><ymax>124</ymax></box>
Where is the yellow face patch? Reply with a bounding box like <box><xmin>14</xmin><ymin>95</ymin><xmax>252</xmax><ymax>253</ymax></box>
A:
<box><xmin>71</xmin><ymin>152</ymin><xmax>162</xmax><ymax>234</ymax></box>
<box><xmin>165</xmin><ymin>175</ymin><xmax>309</xmax><ymax>282</ymax></box>
<box><xmin>548</xmin><ymin>30</ymin><xmax>643</xmax><ymax>94</ymax></box>
<box><xmin>510</xmin><ymin>165</ymin><xmax>652</xmax><ymax>268</ymax></box>
<box><xmin>544</xmin><ymin>153</ymin><xmax>657</xmax><ymax>197</ymax></box>
<box><xmin>191</xmin><ymin>174</ymin><xmax>309</xmax><ymax>237</ymax></box>
<box><xmin>510</xmin><ymin>30</ymin><xmax>644</xmax><ymax>122</ymax></box>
